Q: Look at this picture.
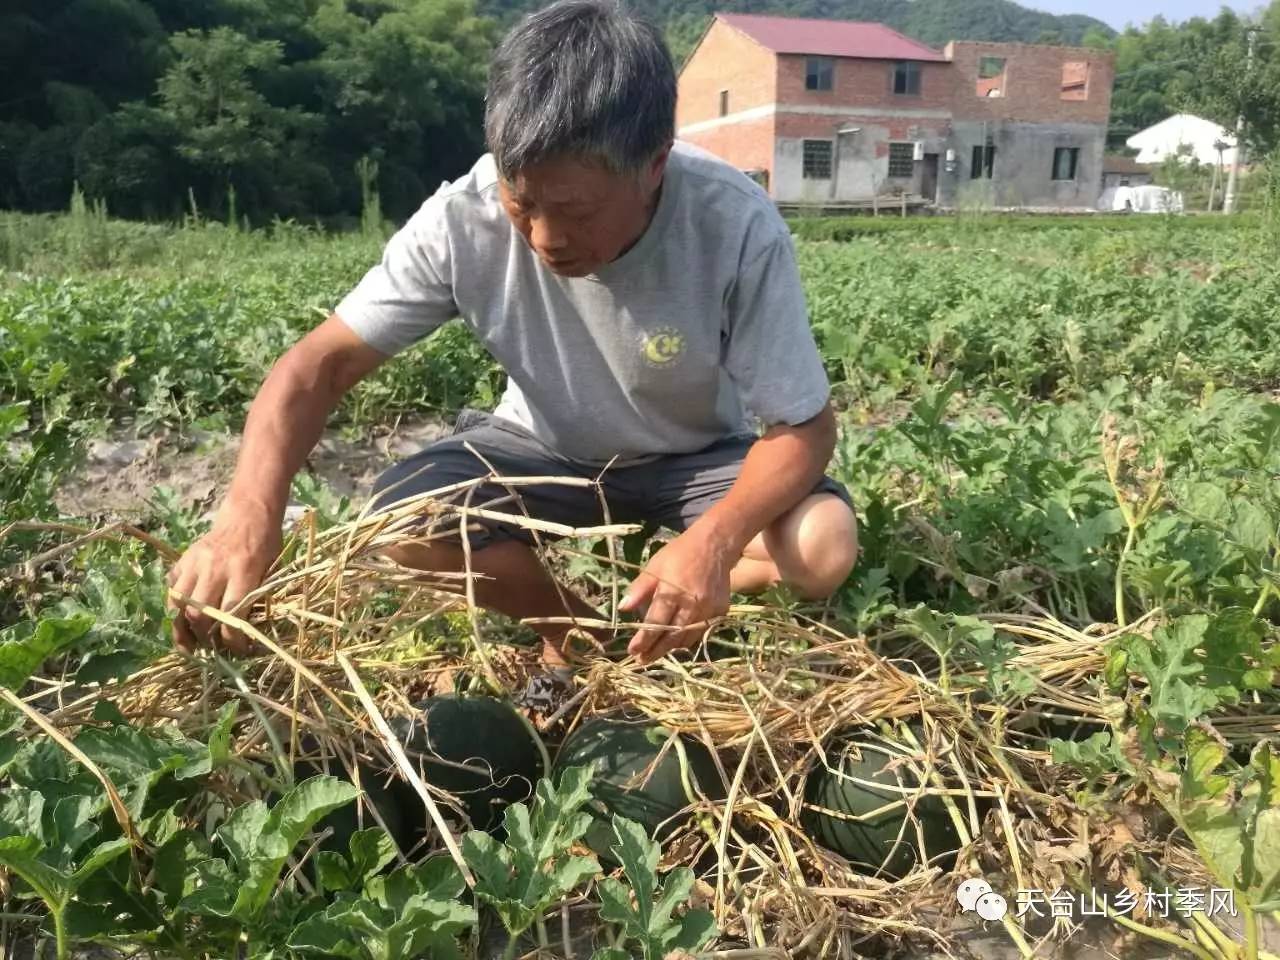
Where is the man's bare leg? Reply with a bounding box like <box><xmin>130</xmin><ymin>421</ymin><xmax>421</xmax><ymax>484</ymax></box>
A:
<box><xmin>729</xmin><ymin>493</ymin><xmax>859</xmax><ymax>599</ymax></box>
<box><xmin>380</xmin><ymin>539</ymin><xmax>603</xmax><ymax>666</ymax></box>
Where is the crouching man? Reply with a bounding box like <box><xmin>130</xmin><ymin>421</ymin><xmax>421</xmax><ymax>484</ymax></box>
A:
<box><xmin>166</xmin><ymin>0</ymin><xmax>859</xmax><ymax>665</ymax></box>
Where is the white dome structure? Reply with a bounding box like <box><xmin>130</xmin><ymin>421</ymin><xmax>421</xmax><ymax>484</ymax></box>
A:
<box><xmin>1126</xmin><ymin>113</ymin><xmax>1239</xmax><ymax>167</ymax></box>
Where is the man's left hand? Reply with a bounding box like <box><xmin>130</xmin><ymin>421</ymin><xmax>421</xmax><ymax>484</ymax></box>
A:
<box><xmin>619</xmin><ymin>526</ymin><xmax>736</xmax><ymax>664</ymax></box>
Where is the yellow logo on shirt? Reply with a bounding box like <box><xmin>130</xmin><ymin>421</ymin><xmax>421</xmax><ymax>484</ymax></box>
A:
<box><xmin>642</xmin><ymin>327</ymin><xmax>685</xmax><ymax>366</ymax></box>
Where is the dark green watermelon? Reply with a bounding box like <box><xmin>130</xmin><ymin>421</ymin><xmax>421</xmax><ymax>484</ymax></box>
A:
<box><xmin>390</xmin><ymin>695</ymin><xmax>546</xmax><ymax>835</ymax></box>
<box><xmin>553</xmin><ymin>716</ymin><xmax>725</xmax><ymax>861</ymax></box>
<box><xmin>801</xmin><ymin>726</ymin><xmax>964</xmax><ymax>879</ymax></box>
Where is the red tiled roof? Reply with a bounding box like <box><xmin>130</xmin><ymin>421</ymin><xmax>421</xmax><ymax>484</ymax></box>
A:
<box><xmin>717</xmin><ymin>13</ymin><xmax>947</xmax><ymax>61</ymax></box>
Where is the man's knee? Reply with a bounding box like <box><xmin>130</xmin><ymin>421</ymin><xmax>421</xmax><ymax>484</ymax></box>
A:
<box><xmin>768</xmin><ymin>493</ymin><xmax>859</xmax><ymax>600</ymax></box>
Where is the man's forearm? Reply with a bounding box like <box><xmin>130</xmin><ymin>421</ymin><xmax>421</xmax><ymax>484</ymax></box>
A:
<box><xmin>221</xmin><ymin>356</ymin><xmax>345</xmax><ymax>524</ymax></box>
<box><xmin>693</xmin><ymin>404</ymin><xmax>837</xmax><ymax>557</ymax></box>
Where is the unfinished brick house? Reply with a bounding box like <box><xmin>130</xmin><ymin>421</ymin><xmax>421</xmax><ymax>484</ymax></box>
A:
<box><xmin>676</xmin><ymin>13</ymin><xmax>1116</xmax><ymax>209</ymax></box>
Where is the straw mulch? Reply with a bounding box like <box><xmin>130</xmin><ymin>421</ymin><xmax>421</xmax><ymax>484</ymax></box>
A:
<box><xmin>15</xmin><ymin>477</ymin><xmax>1231</xmax><ymax>960</ymax></box>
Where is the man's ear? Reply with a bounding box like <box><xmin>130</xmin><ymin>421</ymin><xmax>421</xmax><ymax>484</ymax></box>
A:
<box><xmin>647</xmin><ymin>141</ymin><xmax>673</xmax><ymax>187</ymax></box>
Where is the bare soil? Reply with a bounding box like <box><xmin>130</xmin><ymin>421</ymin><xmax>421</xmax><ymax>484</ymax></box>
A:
<box><xmin>53</xmin><ymin>417</ymin><xmax>451</xmax><ymax>525</ymax></box>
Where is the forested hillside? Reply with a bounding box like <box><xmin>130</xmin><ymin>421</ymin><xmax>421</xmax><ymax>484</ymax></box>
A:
<box><xmin>502</xmin><ymin>0</ymin><xmax>1114</xmax><ymax>65</ymax></box>
<box><xmin>2</xmin><ymin>0</ymin><xmax>1276</xmax><ymax>223</ymax></box>
<box><xmin>0</xmin><ymin>0</ymin><xmax>495</xmax><ymax>222</ymax></box>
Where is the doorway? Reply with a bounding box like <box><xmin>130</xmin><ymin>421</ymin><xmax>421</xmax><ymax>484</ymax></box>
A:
<box><xmin>921</xmin><ymin>153</ymin><xmax>939</xmax><ymax>203</ymax></box>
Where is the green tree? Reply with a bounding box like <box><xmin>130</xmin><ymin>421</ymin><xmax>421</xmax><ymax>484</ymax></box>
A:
<box><xmin>156</xmin><ymin>26</ymin><xmax>319</xmax><ymax>214</ymax></box>
<box><xmin>75</xmin><ymin>104</ymin><xmax>183</xmax><ymax>218</ymax></box>
<box><xmin>310</xmin><ymin>0</ymin><xmax>494</xmax><ymax>218</ymax></box>
<box><xmin>1190</xmin><ymin>8</ymin><xmax>1280</xmax><ymax>156</ymax></box>
<box><xmin>17</xmin><ymin>126</ymin><xmax>80</xmax><ymax>210</ymax></box>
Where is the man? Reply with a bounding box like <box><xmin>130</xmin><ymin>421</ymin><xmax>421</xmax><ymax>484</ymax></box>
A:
<box><xmin>167</xmin><ymin>0</ymin><xmax>859</xmax><ymax>666</ymax></box>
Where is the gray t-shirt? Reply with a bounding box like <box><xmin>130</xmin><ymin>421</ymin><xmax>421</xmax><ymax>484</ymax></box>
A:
<box><xmin>335</xmin><ymin>140</ymin><xmax>830</xmax><ymax>465</ymax></box>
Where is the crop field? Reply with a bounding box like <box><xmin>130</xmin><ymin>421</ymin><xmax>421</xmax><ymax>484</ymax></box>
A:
<box><xmin>2</xmin><ymin>208</ymin><xmax>1280</xmax><ymax>959</ymax></box>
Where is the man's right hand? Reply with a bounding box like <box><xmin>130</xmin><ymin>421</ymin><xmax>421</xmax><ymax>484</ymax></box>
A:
<box><xmin>166</xmin><ymin>502</ymin><xmax>282</xmax><ymax>656</ymax></box>
<box><xmin>163</xmin><ymin>314</ymin><xmax>388</xmax><ymax>655</ymax></box>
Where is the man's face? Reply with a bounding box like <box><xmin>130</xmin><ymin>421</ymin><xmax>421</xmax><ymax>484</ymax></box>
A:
<box><xmin>499</xmin><ymin>148</ymin><xmax>669</xmax><ymax>277</ymax></box>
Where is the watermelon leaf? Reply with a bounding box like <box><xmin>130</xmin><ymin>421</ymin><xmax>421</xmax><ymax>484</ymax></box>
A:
<box><xmin>463</xmin><ymin>765</ymin><xmax>600</xmax><ymax>946</ymax></box>
<box><xmin>598</xmin><ymin>814</ymin><xmax>717</xmax><ymax>960</ymax></box>
<box><xmin>310</xmin><ymin>826</ymin><xmax>396</xmax><ymax>895</ymax></box>
<box><xmin>225</xmin><ymin>776</ymin><xmax>359</xmax><ymax>921</ymax></box>
<box><xmin>288</xmin><ymin>857</ymin><xmax>475</xmax><ymax>960</ymax></box>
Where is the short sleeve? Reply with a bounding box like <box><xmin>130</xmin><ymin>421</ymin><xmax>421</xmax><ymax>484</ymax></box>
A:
<box><xmin>334</xmin><ymin>195</ymin><xmax>457</xmax><ymax>356</ymax></box>
<box><xmin>723</xmin><ymin>232</ymin><xmax>831</xmax><ymax>426</ymax></box>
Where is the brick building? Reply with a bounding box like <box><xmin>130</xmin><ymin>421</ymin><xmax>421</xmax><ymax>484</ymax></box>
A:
<box><xmin>676</xmin><ymin>13</ymin><xmax>1116</xmax><ymax>209</ymax></box>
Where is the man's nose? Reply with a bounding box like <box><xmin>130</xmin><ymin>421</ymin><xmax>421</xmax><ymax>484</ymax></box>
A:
<box><xmin>529</xmin><ymin>214</ymin><xmax>569</xmax><ymax>252</ymax></box>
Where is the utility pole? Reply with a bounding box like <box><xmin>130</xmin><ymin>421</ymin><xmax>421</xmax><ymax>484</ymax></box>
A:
<box><xmin>1224</xmin><ymin>26</ymin><xmax>1258</xmax><ymax>214</ymax></box>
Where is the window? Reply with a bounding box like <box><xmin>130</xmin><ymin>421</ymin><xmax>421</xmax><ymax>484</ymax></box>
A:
<box><xmin>1052</xmin><ymin>147</ymin><xmax>1080</xmax><ymax>180</ymax></box>
<box><xmin>719</xmin><ymin>89</ymin><xmax>729</xmax><ymax>117</ymax></box>
<box><xmin>977</xmin><ymin>56</ymin><xmax>1006</xmax><ymax>98</ymax></box>
<box><xmin>1119</xmin><ymin>176</ymin><xmax>1131</xmax><ymax>187</ymax></box>
<box><xmin>802</xmin><ymin>139</ymin><xmax>833</xmax><ymax>179</ymax></box>
<box><xmin>1061</xmin><ymin>61</ymin><xmax>1089</xmax><ymax>100</ymax></box>
<box><xmin>805</xmin><ymin>57</ymin><xmax>833</xmax><ymax>92</ymax></box>
<box><xmin>971</xmin><ymin>140</ymin><xmax>995</xmax><ymax>179</ymax></box>
<box><xmin>887</xmin><ymin>142</ymin><xmax>915</xmax><ymax>178</ymax></box>
<box><xmin>892</xmin><ymin>61</ymin><xmax>920</xmax><ymax>95</ymax></box>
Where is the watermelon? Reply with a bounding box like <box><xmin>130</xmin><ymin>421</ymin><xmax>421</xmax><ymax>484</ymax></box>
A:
<box><xmin>801</xmin><ymin>726</ymin><xmax>967</xmax><ymax>879</ymax></box>
<box><xmin>390</xmin><ymin>694</ymin><xmax>546</xmax><ymax>835</ymax></box>
<box><xmin>553</xmin><ymin>716</ymin><xmax>725</xmax><ymax>861</ymax></box>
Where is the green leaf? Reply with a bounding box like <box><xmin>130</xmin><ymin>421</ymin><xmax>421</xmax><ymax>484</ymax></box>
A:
<box><xmin>1104</xmin><ymin>646</ymin><xmax>1129</xmax><ymax>692</ymax></box>
<box><xmin>1200</xmin><ymin>609</ymin><xmax>1268</xmax><ymax>701</ymax></box>
<box><xmin>1244</xmin><ymin>668</ymin><xmax>1276</xmax><ymax>691</ymax></box>
<box><xmin>1183</xmin><ymin>481</ymin><xmax>1230</xmax><ymax>522</ymax></box>
<box><xmin>261</xmin><ymin>776</ymin><xmax>360</xmax><ymax>859</ymax></box>
<box><xmin>315</xmin><ymin>851</ymin><xmax>353</xmax><ymax>893</ymax></box>
<box><xmin>607</xmin><ymin>816</ymin><xmax>660</xmax><ymax>930</ymax></box>
<box><xmin>227</xmin><ymin>776</ymin><xmax>359</xmax><ymax>921</ymax></box>
<box><xmin>1184</xmin><ymin>796</ymin><xmax>1245</xmax><ymax>895</ymax></box>
<box><xmin>0</xmin><ymin>787</ymin><xmax>45</xmax><ymax>840</ymax></box>
<box><xmin>74</xmin><ymin>722</ymin><xmax>212</xmax><ymax>819</ymax></box>
<box><xmin>387</xmin><ymin>898</ymin><xmax>475</xmax><ymax>960</ymax></box>
<box><xmin>287</xmin><ymin>915</ymin><xmax>367</xmax><ymax>958</ymax></box>
<box><xmin>0</xmin><ymin>834</ymin><xmax>72</xmax><ymax>906</ymax></box>
<box><xmin>599</xmin><ymin>815</ymin><xmax>717</xmax><ymax>960</ymax></box>
<box><xmin>1230</xmin><ymin>500</ymin><xmax>1273</xmax><ymax>554</ymax></box>
<box><xmin>464</xmin><ymin>767</ymin><xmax>600</xmax><ymax>942</ymax></box>
<box><xmin>0</xmin><ymin>614</ymin><xmax>93</xmax><ymax>690</ymax></box>
<box><xmin>154</xmin><ymin>831</ymin><xmax>208</xmax><ymax>907</ymax></box>
<box><xmin>68</xmin><ymin>837</ymin><xmax>131</xmax><ymax>886</ymax></box>
<box><xmin>62</xmin><ymin>901</ymin><xmax>123</xmax><ymax>941</ymax></box>
<box><xmin>462</xmin><ymin>829</ymin><xmax>513</xmax><ymax>901</ymax></box>
<box><xmin>1125</xmin><ymin>616</ymin><xmax>1221</xmax><ymax>740</ymax></box>
<box><xmin>140</xmin><ymin>804</ymin><xmax>182</xmax><ymax>846</ymax></box>
<box><xmin>1183</xmin><ymin>727</ymin><xmax>1233</xmax><ymax>801</ymax></box>
<box><xmin>670</xmin><ymin>908</ymin><xmax>717</xmax><ymax>953</ymax></box>
<box><xmin>1049</xmin><ymin>737</ymin><xmax>1131</xmax><ymax>783</ymax></box>
<box><xmin>348</xmin><ymin>828</ymin><xmax>397</xmax><ymax>885</ymax></box>
<box><xmin>899</xmin><ymin>605</ymin><xmax>955</xmax><ymax>658</ymax></box>
<box><xmin>179</xmin><ymin>883</ymin><xmax>238</xmax><ymax>919</ymax></box>
<box><xmin>208</xmin><ymin>701</ymin><xmax>238</xmax><ymax>768</ymax></box>
<box><xmin>218</xmin><ymin>799</ymin><xmax>270</xmax><ymax>867</ymax></box>
<box><xmin>75</xmin><ymin>724</ymin><xmax>211</xmax><ymax>783</ymax></box>
<box><xmin>75</xmin><ymin>650</ymin><xmax>151</xmax><ymax>686</ymax></box>
<box><xmin>47</xmin><ymin>793</ymin><xmax>102</xmax><ymax>868</ymax></box>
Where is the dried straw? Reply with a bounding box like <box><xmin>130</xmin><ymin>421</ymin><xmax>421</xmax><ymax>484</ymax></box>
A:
<box><xmin>4</xmin><ymin>475</ymin><xmax>1252</xmax><ymax>959</ymax></box>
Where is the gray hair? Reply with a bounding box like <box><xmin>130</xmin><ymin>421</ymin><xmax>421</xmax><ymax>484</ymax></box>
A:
<box><xmin>484</xmin><ymin>0</ymin><xmax>676</xmax><ymax>180</ymax></box>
